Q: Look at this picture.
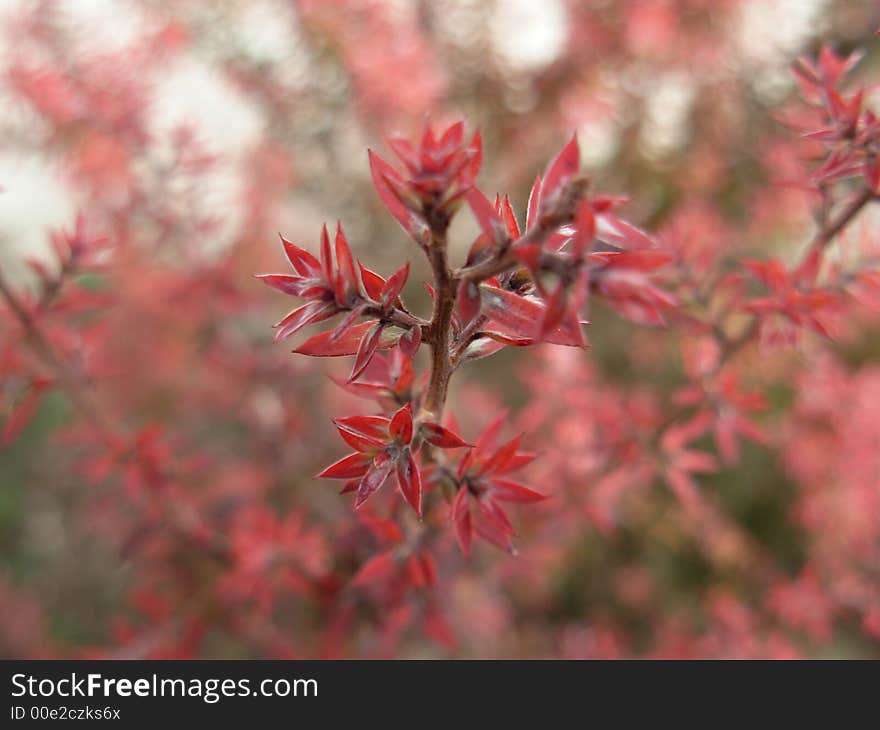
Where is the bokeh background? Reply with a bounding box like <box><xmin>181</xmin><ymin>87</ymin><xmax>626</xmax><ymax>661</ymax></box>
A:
<box><xmin>1</xmin><ymin>0</ymin><xmax>880</xmax><ymax>658</ymax></box>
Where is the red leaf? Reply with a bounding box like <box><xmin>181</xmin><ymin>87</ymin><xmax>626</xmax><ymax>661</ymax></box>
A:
<box><xmin>438</xmin><ymin>120</ymin><xmax>464</xmax><ymax>150</ymax></box>
<box><xmin>477</xmin><ymin>434</ymin><xmax>522</xmax><ymax>478</ymax></box>
<box><xmin>456</xmin><ymin>279</ymin><xmax>482</xmax><ymax>326</ymax></box>
<box><xmin>526</xmin><ymin>174</ymin><xmax>542</xmax><ymax>230</ymax></box>
<box><xmin>463</xmin><ymin>130</ymin><xmax>483</xmax><ymax>183</ymax></box>
<box><xmin>395</xmin><ymin>448</ymin><xmax>422</xmax><ymax>517</ymax></box>
<box><xmin>329</xmin><ymin>303</ymin><xmax>368</xmax><ymax>343</ymax></box>
<box><xmin>369</xmin><ymin>150</ymin><xmax>419</xmax><ymax>236</ymax></box>
<box><xmin>541</xmin><ymin>134</ymin><xmax>579</xmax><ymax>207</ymax></box>
<box><xmin>358</xmin><ymin>262</ymin><xmax>387</xmax><ymax>301</ymax></box>
<box><xmin>595</xmin><ymin>214</ymin><xmax>655</xmax><ymax>250</ymax></box>
<box><xmin>420</xmin><ymin>422</ymin><xmax>472</xmax><ymax>449</ymax></box>
<box><xmin>491</xmin><ymin>478</ymin><xmax>547</xmax><ymax>503</ymax></box>
<box><xmin>511</xmin><ymin>242</ymin><xmax>543</xmax><ymax>273</ymax></box>
<box><xmin>538</xmin><ymin>283</ymin><xmax>567</xmax><ymax>340</ymax></box>
<box><xmin>501</xmin><ymin>195</ymin><xmax>520</xmax><ymax>238</ymax></box>
<box><xmin>349</xmin><ymin>322</ymin><xmax>385</xmax><ymax>382</ymax></box>
<box><xmin>398</xmin><ymin>326</ymin><xmax>421</xmax><ymax>358</ymax></box>
<box><xmin>255</xmin><ymin>274</ymin><xmax>305</xmax><ymax>296</ymax></box>
<box><xmin>295</xmin><ymin>320</ymin><xmax>385</xmax><ymax>357</ymax></box>
<box><xmin>355</xmin><ymin>453</ymin><xmax>395</xmax><ymax>508</ymax></box>
<box><xmin>481</xmin><ymin>285</ymin><xmax>584</xmax><ymax>347</ymax></box>
<box><xmin>334</xmin><ymin>223</ymin><xmax>359</xmax><ymax>301</ymax></box>
<box><xmin>452</xmin><ymin>488</ymin><xmax>472</xmax><ymax>556</ymax></box>
<box><xmin>571</xmin><ymin>199</ymin><xmax>596</xmax><ymax>257</ymax></box>
<box><xmin>388</xmin><ymin>136</ymin><xmax>420</xmax><ymax>173</ymax></box>
<box><xmin>316</xmin><ymin>452</ymin><xmax>372</xmax><ymax>479</ymax></box>
<box><xmin>279</xmin><ymin>233</ymin><xmax>320</xmax><ymax>276</ymax></box>
<box><xmin>351</xmin><ymin>551</ymin><xmax>396</xmax><ymax>588</ymax></box>
<box><xmin>466</xmin><ymin>187</ymin><xmax>506</xmax><ymax>244</ymax></box>
<box><xmin>319</xmin><ymin>224</ymin><xmax>333</xmax><ymax>284</ymax></box>
<box><xmin>381</xmin><ymin>262</ymin><xmax>410</xmax><ymax>307</ymax></box>
<box><xmin>2</xmin><ymin>387</ymin><xmax>45</xmax><ymax>446</ymax></box>
<box><xmin>273</xmin><ymin>301</ymin><xmax>337</xmax><ymax>342</ymax></box>
<box><xmin>389</xmin><ymin>402</ymin><xmax>413</xmax><ymax>444</ymax></box>
<box><xmin>334</xmin><ymin>416</ymin><xmax>387</xmax><ymax>453</ymax></box>
<box><xmin>335</xmin><ymin>415</ymin><xmax>390</xmax><ymax>437</ymax></box>
<box><xmin>591</xmin><ymin>250</ymin><xmax>672</xmax><ymax>271</ymax></box>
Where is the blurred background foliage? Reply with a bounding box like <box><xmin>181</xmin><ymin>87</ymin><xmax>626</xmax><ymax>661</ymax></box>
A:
<box><xmin>1</xmin><ymin>0</ymin><xmax>880</xmax><ymax>658</ymax></box>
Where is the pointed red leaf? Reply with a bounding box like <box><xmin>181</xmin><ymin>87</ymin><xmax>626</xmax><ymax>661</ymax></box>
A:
<box><xmin>369</xmin><ymin>150</ymin><xmax>417</xmax><ymax>235</ymax></box>
<box><xmin>438</xmin><ymin>121</ymin><xmax>465</xmax><ymax>151</ymax></box>
<box><xmin>334</xmin><ymin>417</ymin><xmax>387</xmax><ymax>453</ymax></box>
<box><xmin>466</xmin><ymin>187</ymin><xmax>506</xmax><ymax>244</ymax></box>
<box><xmin>395</xmin><ymin>448</ymin><xmax>422</xmax><ymax>517</ymax></box>
<box><xmin>279</xmin><ymin>233</ymin><xmax>321</xmax><ymax>276</ymax></box>
<box><xmin>355</xmin><ymin>453</ymin><xmax>395</xmax><ymax>508</ymax></box>
<box><xmin>389</xmin><ymin>402</ymin><xmax>413</xmax><ymax>444</ymax></box>
<box><xmin>463</xmin><ymin>130</ymin><xmax>482</xmax><ymax>183</ymax></box>
<box><xmin>351</xmin><ymin>551</ymin><xmax>396</xmax><ymax>588</ymax></box>
<box><xmin>481</xmin><ymin>285</ymin><xmax>584</xmax><ymax>346</ymax></box>
<box><xmin>295</xmin><ymin>320</ymin><xmax>383</xmax><ymax>357</ymax></box>
<box><xmin>398</xmin><ymin>326</ymin><xmax>421</xmax><ymax>358</ymax></box>
<box><xmin>477</xmin><ymin>434</ymin><xmax>522</xmax><ymax>478</ymax></box>
<box><xmin>420</xmin><ymin>422</ymin><xmax>471</xmax><ymax>449</ymax></box>
<box><xmin>452</xmin><ymin>488</ymin><xmax>472</xmax><ymax>556</ymax></box>
<box><xmin>526</xmin><ymin>174</ymin><xmax>542</xmax><ymax>230</ymax></box>
<box><xmin>335</xmin><ymin>223</ymin><xmax>359</xmax><ymax>298</ymax></box>
<box><xmin>2</xmin><ymin>387</ymin><xmax>45</xmax><ymax>446</ymax></box>
<box><xmin>501</xmin><ymin>195</ymin><xmax>520</xmax><ymax>238</ymax></box>
<box><xmin>255</xmin><ymin>274</ymin><xmax>306</xmax><ymax>296</ymax></box>
<box><xmin>273</xmin><ymin>301</ymin><xmax>337</xmax><ymax>342</ymax></box>
<box><xmin>335</xmin><ymin>415</ymin><xmax>390</xmax><ymax>443</ymax></box>
<box><xmin>538</xmin><ymin>283</ymin><xmax>567</xmax><ymax>340</ymax></box>
<box><xmin>595</xmin><ymin>214</ymin><xmax>655</xmax><ymax>250</ymax></box>
<box><xmin>541</xmin><ymin>134</ymin><xmax>579</xmax><ymax>206</ymax></box>
<box><xmin>491</xmin><ymin>479</ymin><xmax>547</xmax><ymax>503</ymax></box>
<box><xmin>571</xmin><ymin>199</ymin><xmax>596</xmax><ymax>257</ymax></box>
<box><xmin>349</xmin><ymin>322</ymin><xmax>385</xmax><ymax>382</ymax></box>
<box><xmin>319</xmin><ymin>224</ymin><xmax>333</xmax><ymax>283</ymax></box>
<box><xmin>388</xmin><ymin>136</ymin><xmax>420</xmax><ymax>173</ymax></box>
<box><xmin>381</xmin><ymin>262</ymin><xmax>410</xmax><ymax>307</ymax></box>
<box><xmin>456</xmin><ymin>279</ymin><xmax>482</xmax><ymax>326</ymax></box>
<box><xmin>358</xmin><ymin>262</ymin><xmax>387</xmax><ymax>301</ymax></box>
<box><xmin>316</xmin><ymin>452</ymin><xmax>372</xmax><ymax>479</ymax></box>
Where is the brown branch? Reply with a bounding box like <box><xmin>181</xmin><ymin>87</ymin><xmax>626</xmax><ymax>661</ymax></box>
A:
<box><xmin>0</xmin><ymin>265</ymin><xmax>232</xmax><ymax>562</ymax></box>
<box><xmin>798</xmin><ymin>186</ymin><xmax>875</xmax><ymax>277</ymax></box>
<box><xmin>811</xmin><ymin>186</ymin><xmax>874</xmax><ymax>252</ymax></box>
<box><xmin>456</xmin><ymin>222</ymin><xmax>548</xmax><ymax>284</ymax></box>
<box><xmin>423</xmin><ymin>223</ymin><xmax>455</xmax><ymax>417</ymax></box>
<box><xmin>456</xmin><ymin>179</ymin><xmax>588</xmax><ymax>284</ymax></box>
<box><xmin>0</xmin><ymin>266</ymin><xmax>118</xmax><ymax>436</ymax></box>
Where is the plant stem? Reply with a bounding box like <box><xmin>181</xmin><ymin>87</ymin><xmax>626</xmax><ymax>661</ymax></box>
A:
<box><xmin>424</xmin><ymin>225</ymin><xmax>455</xmax><ymax>417</ymax></box>
<box><xmin>811</xmin><ymin>186</ymin><xmax>874</xmax><ymax>252</ymax></box>
<box><xmin>0</xmin><ymin>266</ymin><xmax>118</xmax><ymax>436</ymax></box>
<box><xmin>797</xmin><ymin>186</ymin><xmax>875</xmax><ymax>279</ymax></box>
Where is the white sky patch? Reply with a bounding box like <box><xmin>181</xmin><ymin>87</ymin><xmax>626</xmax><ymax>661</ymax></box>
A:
<box><xmin>579</xmin><ymin>114</ymin><xmax>620</xmax><ymax>170</ymax></box>
<box><xmin>638</xmin><ymin>71</ymin><xmax>696</xmax><ymax>161</ymax></box>
<box><xmin>735</xmin><ymin>0</ymin><xmax>829</xmax><ymax>101</ymax></box>
<box><xmin>231</xmin><ymin>0</ymin><xmax>299</xmax><ymax>66</ymax></box>
<box><xmin>150</xmin><ymin>57</ymin><xmax>263</xmax><ymax>156</ymax></box>
<box><xmin>0</xmin><ymin>154</ymin><xmax>74</xmax><ymax>274</ymax></box>
<box><xmin>148</xmin><ymin>57</ymin><xmax>265</xmax><ymax>254</ymax></box>
<box><xmin>60</xmin><ymin>0</ymin><xmax>145</xmax><ymax>55</ymax></box>
<box><xmin>490</xmin><ymin>0</ymin><xmax>568</xmax><ymax>74</ymax></box>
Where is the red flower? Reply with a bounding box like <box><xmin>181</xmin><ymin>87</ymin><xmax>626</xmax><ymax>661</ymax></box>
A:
<box><xmin>742</xmin><ymin>259</ymin><xmax>840</xmax><ymax>345</ymax></box>
<box><xmin>257</xmin><ymin>225</ymin><xmax>420</xmax><ymax>380</ymax></box>
<box><xmin>450</xmin><ymin>416</ymin><xmax>546</xmax><ymax>555</ymax></box>
<box><xmin>369</xmin><ymin>121</ymin><xmax>482</xmax><ymax>243</ymax></box>
<box><xmin>317</xmin><ymin>403</ymin><xmax>470</xmax><ymax>517</ymax></box>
